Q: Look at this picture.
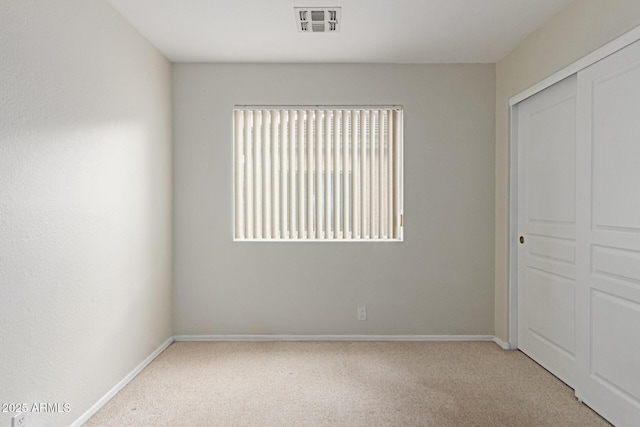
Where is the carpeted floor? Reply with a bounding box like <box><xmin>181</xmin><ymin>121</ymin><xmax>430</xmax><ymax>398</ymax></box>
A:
<box><xmin>85</xmin><ymin>341</ymin><xmax>609</xmax><ymax>426</ymax></box>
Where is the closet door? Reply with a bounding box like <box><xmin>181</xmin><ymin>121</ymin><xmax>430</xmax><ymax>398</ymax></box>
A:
<box><xmin>576</xmin><ymin>39</ymin><xmax>640</xmax><ymax>427</ymax></box>
<box><xmin>517</xmin><ymin>75</ymin><xmax>578</xmax><ymax>387</ymax></box>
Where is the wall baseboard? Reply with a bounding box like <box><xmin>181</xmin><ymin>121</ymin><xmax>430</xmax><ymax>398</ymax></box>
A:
<box><xmin>70</xmin><ymin>336</ymin><xmax>174</xmax><ymax>427</ymax></box>
<box><xmin>173</xmin><ymin>334</ymin><xmax>496</xmax><ymax>342</ymax></box>
<box><xmin>492</xmin><ymin>336</ymin><xmax>513</xmax><ymax>350</ymax></box>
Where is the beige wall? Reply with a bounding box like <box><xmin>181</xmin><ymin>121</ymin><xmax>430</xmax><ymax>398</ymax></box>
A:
<box><xmin>173</xmin><ymin>63</ymin><xmax>495</xmax><ymax>336</ymax></box>
<box><xmin>0</xmin><ymin>1</ymin><xmax>173</xmax><ymax>425</ymax></box>
<box><xmin>494</xmin><ymin>0</ymin><xmax>640</xmax><ymax>340</ymax></box>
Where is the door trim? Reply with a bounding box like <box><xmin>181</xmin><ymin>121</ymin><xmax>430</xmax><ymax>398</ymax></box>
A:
<box><xmin>507</xmin><ymin>24</ymin><xmax>640</xmax><ymax>349</ymax></box>
<box><xmin>509</xmin><ymin>25</ymin><xmax>640</xmax><ymax>107</ymax></box>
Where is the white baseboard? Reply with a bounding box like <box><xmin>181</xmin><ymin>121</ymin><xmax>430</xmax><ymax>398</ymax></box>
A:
<box><xmin>173</xmin><ymin>334</ymin><xmax>495</xmax><ymax>342</ymax></box>
<box><xmin>70</xmin><ymin>337</ymin><xmax>174</xmax><ymax>427</ymax></box>
<box><xmin>492</xmin><ymin>336</ymin><xmax>514</xmax><ymax>350</ymax></box>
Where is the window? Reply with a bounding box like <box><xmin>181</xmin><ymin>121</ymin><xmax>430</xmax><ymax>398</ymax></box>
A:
<box><xmin>233</xmin><ymin>106</ymin><xmax>403</xmax><ymax>241</ymax></box>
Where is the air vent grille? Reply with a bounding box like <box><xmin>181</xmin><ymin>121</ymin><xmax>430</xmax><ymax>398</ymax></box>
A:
<box><xmin>295</xmin><ymin>7</ymin><xmax>341</xmax><ymax>33</ymax></box>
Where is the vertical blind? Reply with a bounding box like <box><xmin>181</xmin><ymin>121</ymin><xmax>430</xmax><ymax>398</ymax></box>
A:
<box><xmin>234</xmin><ymin>107</ymin><xmax>403</xmax><ymax>241</ymax></box>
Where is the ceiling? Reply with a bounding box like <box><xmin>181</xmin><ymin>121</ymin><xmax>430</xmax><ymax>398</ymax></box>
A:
<box><xmin>107</xmin><ymin>0</ymin><xmax>572</xmax><ymax>63</ymax></box>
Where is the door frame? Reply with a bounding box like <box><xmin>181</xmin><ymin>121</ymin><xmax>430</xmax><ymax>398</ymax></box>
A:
<box><xmin>506</xmin><ymin>24</ymin><xmax>640</xmax><ymax>349</ymax></box>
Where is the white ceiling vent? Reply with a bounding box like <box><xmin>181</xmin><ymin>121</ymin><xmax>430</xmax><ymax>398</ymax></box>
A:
<box><xmin>295</xmin><ymin>7</ymin><xmax>341</xmax><ymax>33</ymax></box>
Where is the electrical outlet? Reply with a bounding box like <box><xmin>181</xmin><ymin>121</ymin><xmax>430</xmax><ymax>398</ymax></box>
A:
<box><xmin>12</xmin><ymin>412</ymin><xmax>27</xmax><ymax>427</ymax></box>
<box><xmin>357</xmin><ymin>306</ymin><xmax>367</xmax><ymax>321</ymax></box>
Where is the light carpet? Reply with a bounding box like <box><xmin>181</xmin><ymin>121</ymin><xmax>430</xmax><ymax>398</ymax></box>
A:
<box><xmin>85</xmin><ymin>341</ymin><xmax>609</xmax><ymax>426</ymax></box>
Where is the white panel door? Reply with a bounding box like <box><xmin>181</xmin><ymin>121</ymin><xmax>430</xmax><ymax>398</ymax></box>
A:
<box><xmin>518</xmin><ymin>75</ymin><xmax>578</xmax><ymax>387</ymax></box>
<box><xmin>576</xmin><ymin>39</ymin><xmax>640</xmax><ymax>427</ymax></box>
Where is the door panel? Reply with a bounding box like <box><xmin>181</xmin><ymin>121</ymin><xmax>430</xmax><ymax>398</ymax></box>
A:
<box><xmin>526</xmin><ymin>95</ymin><xmax>577</xmax><ymax>224</ymax></box>
<box><xmin>525</xmin><ymin>268</ymin><xmax>576</xmax><ymax>357</ymax></box>
<box><xmin>527</xmin><ymin>234</ymin><xmax>576</xmax><ymax>263</ymax></box>
<box><xmin>591</xmin><ymin>290</ymin><xmax>640</xmax><ymax>401</ymax></box>
<box><xmin>576</xmin><ymin>38</ymin><xmax>640</xmax><ymax>427</ymax></box>
<box><xmin>518</xmin><ymin>75</ymin><xmax>577</xmax><ymax>387</ymax></box>
<box><xmin>591</xmin><ymin>62</ymin><xmax>640</xmax><ymax>231</ymax></box>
